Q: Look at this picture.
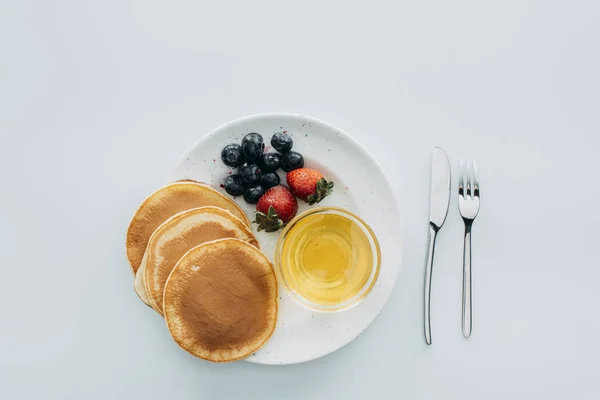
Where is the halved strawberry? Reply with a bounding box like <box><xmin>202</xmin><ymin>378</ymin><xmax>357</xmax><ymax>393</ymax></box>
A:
<box><xmin>254</xmin><ymin>185</ymin><xmax>298</xmax><ymax>232</ymax></box>
<box><xmin>286</xmin><ymin>168</ymin><xmax>334</xmax><ymax>205</ymax></box>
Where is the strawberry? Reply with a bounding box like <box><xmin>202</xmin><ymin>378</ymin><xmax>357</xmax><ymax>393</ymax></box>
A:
<box><xmin>254</xmin><ymin>185</ymin><xmax>298</xmax><ymax>232</ymax></box>
<box><xmin>286</xmin><ymin>168</ymin><xmax>334</xmax><ymax>205</ymax></box>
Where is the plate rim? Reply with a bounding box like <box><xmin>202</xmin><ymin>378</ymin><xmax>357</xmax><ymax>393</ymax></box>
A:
<box><xmin>171</xmin><ymin>112</ymin><xmax>404</xmax><ymax>364</ymax></box>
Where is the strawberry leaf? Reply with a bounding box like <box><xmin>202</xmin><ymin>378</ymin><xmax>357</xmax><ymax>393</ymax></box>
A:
<box><xmin>307</xmin><ymin>178</ymin><xmax>334</xmax><ymax>205</ymax></box>
<box><xmin>253</xmin><ymin>206</ymin><xmax>285</xmax><ymax>232</ymax></box>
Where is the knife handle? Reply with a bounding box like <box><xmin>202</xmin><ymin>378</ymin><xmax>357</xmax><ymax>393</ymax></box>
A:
<box><xmin>424</xmin><ymin>224</ymin><xmax>438</xmax><ymax>345</ymax></box>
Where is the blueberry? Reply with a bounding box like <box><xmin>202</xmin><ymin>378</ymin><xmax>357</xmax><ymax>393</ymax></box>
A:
<box><xmin>280</xmin><ymin>151</ymin><xmax>304</xmax><ymax>172</ymax></box>
<box><xmin>258</xmin><ymin>152</ymin><xmax>281</xmax><ymax>172</ymax></box>
<box><xmin>239</xmin><ymin>163</ymin><xmax>261</xmax><ymax>184</ymax></box>
<box><xmin>241</xmin><ymin>133</ymin><xmax>264</xmax><ymax>162</ymax></box>
<box><xmin>220</xmin><ymin>143</ymin><xmax>244</xmax><ymax>168</ymax></box>
<box><xmin>223</xmin><ymin>174</ymin><xmax>245</xmax><ymax>196</ymax></box>
<box><xmin>243</xmin><ymin>184</ymin><xmax>265</xmax><ymax>204</ymax></box>
<box><xmin>271</xmin><ymin>132</ymin><xmax>293</xmax><ymax>153</ymax></box>
<box><xmin>259</xmin><ymin>172</ymin><xmax>280</xmax><ymax>189</ymax></box>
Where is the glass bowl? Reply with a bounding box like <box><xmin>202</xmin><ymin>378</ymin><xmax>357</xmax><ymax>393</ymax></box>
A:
<box><xmin>275</xmin><ymin>207</ymin><xmax>381</xmax><ymax>312</ymax></box>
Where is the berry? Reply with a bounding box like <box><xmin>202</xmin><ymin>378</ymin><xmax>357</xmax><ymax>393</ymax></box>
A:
<box><xmin>223</xmin><ymin>174</ymin><xmax>246</xmax><ymax>196</ymax></box>
<box><xmin>241</xmin><ymin>133</ymin><xmax>264</xmax><ymax>162</ymax></box>
<box><xmin>220</xmin><ymin>143</ymin><xmax>244</xmax><ymax>167</ymax></box>
<box><xmin>286</xmin><ymin>168</ymin><xmax>334</xmax><ymax>204</ymax></box>
<box><xmin>280</xmin><ymin>151</ymin><xmax>304</xmax><ymax>172</ymax></box>
<box><xmin>271</xmin><ymin>132</ymin><xmax>293</xmax><ymax>153</ymax></box>
<box><xmin>243</xmin><ymin>184</ymin><xmax>265</xmax><ymax>204</ymax></box>
<box><xmin>254</xmin><ymin>185</ymin><xmax>298</xmax><ymax>232</ymax></box>
<box><xmin>258</xmin><ymin>152</ymin><xmax>281</xmax><ymax>172</ymax></box>
<box><xmin>239</xmin><ymin>163</ymin><xmax>261</xmax><ymax>184</ymax></box>
<box><xmin>259</xmin><ymin>172</ymin><xmax>280</xmax><ymax>189</ymax></box>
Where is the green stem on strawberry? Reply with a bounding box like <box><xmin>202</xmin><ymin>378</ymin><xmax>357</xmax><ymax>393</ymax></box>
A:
<box><xmin>253</xmin><ymin>205</ymin><xmax>286</xmax><ymax>232</ymax></box>
<box><xmin>307</xmin><ymin>178</ymin><xmax>335</xmax><ymax>205</ymax></box>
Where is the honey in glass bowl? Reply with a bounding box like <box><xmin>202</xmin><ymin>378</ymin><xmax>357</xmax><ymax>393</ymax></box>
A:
<box><xmin>275</xmin><ymin>207</ymin><xmax>380</xmax><ymax>312</ymax></box>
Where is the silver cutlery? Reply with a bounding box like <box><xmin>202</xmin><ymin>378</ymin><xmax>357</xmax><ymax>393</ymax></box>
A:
<box><xmin>424</xmin><ymin>147</ymin><xmax>451</xmax><ymax>345</ymax></box>
<box><xmin>458</xmin><ymin>159</ymin><xmax>480</xmax><ymax>338</ymax></box>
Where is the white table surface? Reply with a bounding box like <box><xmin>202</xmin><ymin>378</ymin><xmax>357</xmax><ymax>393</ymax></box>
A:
<box><xmin>1</xmin><ymin>1</ymin><xmax>599</xmax><ymax>399</ymax></box>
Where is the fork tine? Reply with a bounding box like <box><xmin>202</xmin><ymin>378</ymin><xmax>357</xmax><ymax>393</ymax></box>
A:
<box><xmin>465</xmin><ymin>160</ymin><xmax>471</xmax><ymax>197</ymax></box>
<box><xmin>470</xmin><ymin>160</ymin><xmax>476</xmax><ymax>198</ymax></box>
<box><xmin>459</xmin><ymin>158</ymin><xmax>465</xmax><ymax>196</ymax></box>
<box><xmin>473</xmin><ymin>160</ymin><xmax>479</xmax><ymax>197</ymax></box>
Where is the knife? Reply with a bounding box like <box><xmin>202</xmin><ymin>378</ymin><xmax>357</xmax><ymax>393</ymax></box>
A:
<box><xmin>424</xmin><ymin>147</ymin><xmax>451</xmax><ymax>345</ymax></box>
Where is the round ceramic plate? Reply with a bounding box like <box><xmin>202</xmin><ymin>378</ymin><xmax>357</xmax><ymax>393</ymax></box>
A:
<box><xmin>171</xmin><ymin>113</ymin><xmax>403</xmax><ymax>365</ymax></box>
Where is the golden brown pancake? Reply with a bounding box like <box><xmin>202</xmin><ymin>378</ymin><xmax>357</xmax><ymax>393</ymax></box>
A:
<box><xmin>163</xmin><ymin>239</ymin><xmax>277</xmax><ymax>362</ymax></box>
<box><xmin>134</xmin><ymin>206</ymin><xmax>258</xmax><ymax>313</ymax></box>
<box><xmin>134</xmin><ymin>252</ymin><xmax>153</xmax><ymax>307</ymax></box>
<box><xmin>126</xmin><ymin>181</ymin><xmax>249</xmax><ymax>274</ymax></box>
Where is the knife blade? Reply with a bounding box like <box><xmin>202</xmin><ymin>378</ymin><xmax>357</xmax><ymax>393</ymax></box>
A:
<box><xmin>424</xmin><ymin>147</ymin><xmax>451</xmax><ymax>345</ymax></box>
<box><xmin>429</xmin><ymin>147</ymin><xmax>451</xmax><ymax>228</ymax></box>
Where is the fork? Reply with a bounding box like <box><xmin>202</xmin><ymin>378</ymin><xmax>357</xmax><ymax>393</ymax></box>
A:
<box><xmin>458</xmin><ymin>159</ymin><xmax>480</xmax><ymax>338</ymax></box>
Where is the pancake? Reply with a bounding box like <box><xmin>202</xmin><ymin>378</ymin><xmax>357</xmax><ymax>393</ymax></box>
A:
<box><xmin>126</xmin><ymin>181</ymin><xmax>249</xmax><ymax>274</ymax></box>
<box><xmin>133</xmin><ymin>252</ymin><xmax>153</xmax><ymax>307</ymax></box>
<box><xmin>163</xmin><ymin>239</ymin><xmax>277</xmax><ymax>362</ymax></box>
<box><xmin>134</xmin><ymin>206</ymin><xmax>259</xmax><ymax>313</ymax></box>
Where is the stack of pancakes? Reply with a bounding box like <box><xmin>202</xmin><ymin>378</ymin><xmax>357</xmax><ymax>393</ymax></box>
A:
<box><xmin>126</xmin><ymin>181</ymin><xmax>277</xmax><ymax>362</ymax></box>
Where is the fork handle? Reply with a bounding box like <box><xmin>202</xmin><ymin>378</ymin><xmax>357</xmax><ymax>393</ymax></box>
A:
<box><xmin>462</xmin><ymin>222</ymin><xmax>473</xmax><ymax>338</ymax></box>
<box><xmin>424</xmin><ymin>224</ymin><xmax>438</xmax><ymax>345</ymax></box>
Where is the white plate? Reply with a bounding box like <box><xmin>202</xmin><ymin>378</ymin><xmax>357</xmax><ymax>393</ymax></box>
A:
<box><xmin>171</xmin><ymin>113</ymin><xmax>403</xmax><ymax>365</ymax></box>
